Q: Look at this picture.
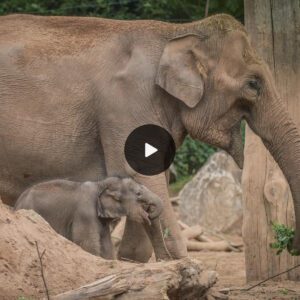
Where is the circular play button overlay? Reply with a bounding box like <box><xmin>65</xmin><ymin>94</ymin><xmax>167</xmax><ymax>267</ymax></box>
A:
<box><xmin>124</xmin><ymin>124</ymin><xmax>176</xmax><ymax>176</ymax></box>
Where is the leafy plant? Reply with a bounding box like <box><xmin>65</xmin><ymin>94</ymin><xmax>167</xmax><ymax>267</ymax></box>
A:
<box><xmin>270</xmin><ymin>223</ymin><xmax>300</xmax><ymax>256</ymax></box>
<box><xmin>174</xmin><ymin>136</ymin><xmax>216</xmax><ymax>179</ymax></box>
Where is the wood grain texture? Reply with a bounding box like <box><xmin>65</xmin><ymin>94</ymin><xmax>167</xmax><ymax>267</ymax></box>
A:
<box><xmin>243</xmin><ymin>0</ymin><xmax>300</xmax><ymax>281</ymax></box>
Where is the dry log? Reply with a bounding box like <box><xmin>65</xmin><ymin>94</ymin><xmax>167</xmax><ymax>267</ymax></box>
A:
<box><xmin>186</xmin><ymin>240</ymin><xmax>241</xmax><ymax>252</ymax></box>
<box><xmin>182</xmin><ymin>225</ymin><xmax>203</xmax><ymax>240</ymax></box>
<box><xmin>179</xmin><ymin>222</ymin><xmax>213</xmax><ymax>242</ymax></box>
<box><xmin>52</xmin><ymin>259</ymin><xmax>217</xmax><ymax>300</ymax></box>
<box><xmin>178</xmin><ymin>224</ymin><xmax>213</xmax><ymax>243</ymax></box>
<box><xmin>196</xmin><ymin>234</ymin><xmax>213</xmax><ymax>243</ymax></box>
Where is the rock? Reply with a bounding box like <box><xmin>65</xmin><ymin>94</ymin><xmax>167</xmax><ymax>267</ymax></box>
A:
<box><xmin>179</xmin><ymin>151</ymin><xmax>243</xmax><ymax>235</ymax></box>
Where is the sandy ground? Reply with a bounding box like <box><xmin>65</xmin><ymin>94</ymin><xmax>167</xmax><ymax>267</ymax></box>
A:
<box><xmin>1</xmin><ymin>201</ymin><xmax>300</xmax><ymax>299</ymax></box>
<box><xmin>189</xmin><ymin>250</ymin><xmax>300</xmax><ymax>299</ymax></box>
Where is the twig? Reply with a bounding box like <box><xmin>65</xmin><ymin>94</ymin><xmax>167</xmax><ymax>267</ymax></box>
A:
<box><xmin>244</xmin><ymin>263</ymin><xmax>300</xmax><ymax>291</ymax></box>
<box><xmin>158</xmin><ymin>218</ymin><xmax>173</xmax><ymax>260</ymax></box>
<box><xmin>41</xmin><ymin>249</ymin><xmax>46</xmax><ymax>260</ymax></box>
<box><xmin>35</xmin><ymin>241</ymin><xmax>50</xmax><ymax>300</ymax></box>
<box><xmin>222</xmin><ymin>264</ymin><xmax>300</xmax><ymax>293</ymax></box>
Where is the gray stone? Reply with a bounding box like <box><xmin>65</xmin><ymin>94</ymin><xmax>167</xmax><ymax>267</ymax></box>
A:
<box><xmin>179</xmin><ymin>151</ymin><xmax>243</xmax><ymax>235</ymax></box>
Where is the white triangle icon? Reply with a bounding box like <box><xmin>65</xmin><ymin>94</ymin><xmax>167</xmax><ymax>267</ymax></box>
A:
<box><xmin>145</xmin><ymin>143</ymin><xmax>158</xmax><ymax>158</ymax></box>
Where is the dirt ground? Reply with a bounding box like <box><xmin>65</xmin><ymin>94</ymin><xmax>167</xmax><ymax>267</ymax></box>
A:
<box><xmin>1</xmin><ymin>201</ymin><xmax>300</xmax><ymax>299</ymax></box>
<box><xmin>189</xmin><ymin>250</ymin><xmax>300</xmax><ymax>299</ymax></box>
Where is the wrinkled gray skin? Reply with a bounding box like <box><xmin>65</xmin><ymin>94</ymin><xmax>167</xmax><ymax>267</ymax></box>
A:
<box><xmin>15</xmin><ymin>177</ymin><xmax>163</xmax><ymax>259</ymax></box>
<box><xmin>1</xmin><ymin>13</ymin><xmax>300</xmax><ymax>261</ymax></box>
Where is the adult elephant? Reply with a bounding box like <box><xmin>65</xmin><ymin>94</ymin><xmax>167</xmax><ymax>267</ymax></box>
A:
<box><xmin>0</xmin><ymin>13</ymin><xmax>300</xmax><ymax>261</ymax></box>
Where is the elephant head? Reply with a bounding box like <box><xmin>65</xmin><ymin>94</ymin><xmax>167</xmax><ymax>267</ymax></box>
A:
<box><xmin>97</xmin><ymin>177</ymin><xmax>163</xmax><ymax>225</ymax></box>
<box><xmin>156</xmin><ymin>14</ymin><xmax>300</xmax><ymax>251</ymax></box>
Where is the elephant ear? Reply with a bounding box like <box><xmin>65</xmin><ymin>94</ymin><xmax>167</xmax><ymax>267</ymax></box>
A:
<box><xmin>155</xmin><ymin>34</ymin><xmax>207</xmax><ymax>108</ymax></box>
<box><xmin>97</xmin><ymin>187</ymin><xmax>126</xmax><ymax>219</ymax></box>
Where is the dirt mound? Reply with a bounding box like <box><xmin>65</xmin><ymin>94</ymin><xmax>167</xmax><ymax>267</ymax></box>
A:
<box><xmin>0</xmin><ymin>202</ymin><xmax>114</xmax><ymax>298</ymax></box>
<box><xmin>0</xmin><ymin>201</ymin><xmax>216</xmax><ymax>299</ymax></box>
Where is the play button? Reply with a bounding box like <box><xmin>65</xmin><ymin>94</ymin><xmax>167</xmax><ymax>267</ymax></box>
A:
<box><xmin>145</xmin><ymin>143</ymin><xmax>158</xmax><ymax>158</ymax></box>
<box><xmin>124</xmin><ymin>124</ymin><xmax>176</xmax><ymax>176</ymax></box>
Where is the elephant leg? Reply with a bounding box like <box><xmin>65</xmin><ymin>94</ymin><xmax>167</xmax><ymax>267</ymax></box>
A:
<box><xmin>118</xmin><ymin>173</ymin><xmax>187</xmax><ymax>261</ymax></box>
<box><xmin>118</xmin><ymin>219</ymin><xmax>153</xmax><ymax>262</ymax></box>
<box><xmin>72</xmin><ymin>214</ymin><xmax>114</xmax><ymax>259</ymax></box>
<box><xmin>71</xmin><ymin>218</ymin><xmax>101</xmax><ymax>256</ymax></box>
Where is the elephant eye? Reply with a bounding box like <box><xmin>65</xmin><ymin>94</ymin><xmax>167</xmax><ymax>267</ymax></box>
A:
<box><xmin>136</xmin><ymin>191</ymin><xmax>142</xmax><ymax>198</ymax></box>
<box><xmin>247</xmin><ymin>77</ymin><xmax>261</xmax><ymax>95</ymax></box>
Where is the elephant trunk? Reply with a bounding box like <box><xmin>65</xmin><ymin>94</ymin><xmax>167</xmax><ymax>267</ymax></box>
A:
<box><xmin>248</xmin><ymin>100</ymin><xmax>300</xmax><ymax>251</ymax></box>
<box><xmin>144</xmin><ymin>190</ymin><xmax>163</xmax><ymax>220</ymax></box>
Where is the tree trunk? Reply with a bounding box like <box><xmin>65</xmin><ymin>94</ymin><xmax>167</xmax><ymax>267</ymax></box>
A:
<box><xmin>243</xmin><ymin>0</ymin><xmax>300</xmax><ymax>281</ymax></box>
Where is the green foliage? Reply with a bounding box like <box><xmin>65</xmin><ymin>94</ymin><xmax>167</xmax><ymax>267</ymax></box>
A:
<box><xmin>0</xmin><ymin>0</ymin><xmax>244</xmax><ymax>22</ymax></box>
<box><xmin>174</xmin><ymin>136</ymin><xmax>216</xmax><ymax>179</ymax></box>
<box><xmin>270</xmin><ymin>223</ymin><xmax>300</xmax><ymax>256</ymax></box>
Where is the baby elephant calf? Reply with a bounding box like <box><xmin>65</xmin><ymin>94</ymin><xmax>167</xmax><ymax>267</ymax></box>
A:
<box><xmin>15</xmin><ymin>177</ymin><xmax>163</xmax><ymax>259</ymax></box>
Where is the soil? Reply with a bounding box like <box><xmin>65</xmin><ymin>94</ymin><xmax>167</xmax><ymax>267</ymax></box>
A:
<box><xmin>190</xmin><ymin>250</ymin><xmax>300</xmax><ymax>299</ymax></box>
<box><xmin>1</xmin><ymin>201</ymin><xmax>300</xmax><ymax>300</ymax></box>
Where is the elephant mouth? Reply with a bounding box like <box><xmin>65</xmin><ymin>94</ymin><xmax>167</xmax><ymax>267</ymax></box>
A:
<box><xmin>193</xmin><ymin>119</ymin><xmax>245</xmax><ymax>169</ymax></box>
<box><xmin>142</xmin><ymin>203</ymin><xmax>160</xmax><ymax>220</ymax></box>
<box><xmin>147</xmin><ymin>205</ymin><xmax>158</xmax><ymax>219</ymax></box>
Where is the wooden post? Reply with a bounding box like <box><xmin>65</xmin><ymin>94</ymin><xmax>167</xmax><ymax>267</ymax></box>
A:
<box><xmin>242</xmin><ymin>0</ymin><xmax>300</xmax><ymax>281</ymax></box>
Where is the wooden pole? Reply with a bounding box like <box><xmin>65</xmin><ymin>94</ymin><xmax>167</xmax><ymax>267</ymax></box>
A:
<box><xmin>243</xmin><ymin>0</ymin><xmax>300</xmax><ymax>281</ymax></box>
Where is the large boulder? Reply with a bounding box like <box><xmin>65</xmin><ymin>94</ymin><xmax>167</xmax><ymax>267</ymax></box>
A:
<box><xmin>179</xmin><ymin>151</ymin><xmax>243</xmax><ymax>235</ymax></box>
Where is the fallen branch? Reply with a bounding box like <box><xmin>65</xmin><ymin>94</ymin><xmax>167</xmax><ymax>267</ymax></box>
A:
<box><xmin>35</xmin><ymin>241</ymin><xmax>50</xmax><ymax>300</ymax></box>
<box><xmin>196</xmin><ymin>234</ymin><xmax>213</xmax><ymax>243</ymax></box>
<box><xmin>52</xmin><ymin>258</ymin><xmax>217</xmax><ymax>300</ymax></box>
<box><xmin>217</xmin><ymin>263</ymin><xmax>300</xmax><ymax>294</ymax></box>
<box><xmin>182</xmin><ymin>225</ymin><xmax>203</xmax><ymax>240</ymax></box>
<box><xmin>244</xmin><ymin>263</ymin><xmax>300</xmax><ymax>291</ymax></box>
<box><xmin>186</xmin><ymin>240</ymin><xmax>241</xmax><ymax>252</ymax></box>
